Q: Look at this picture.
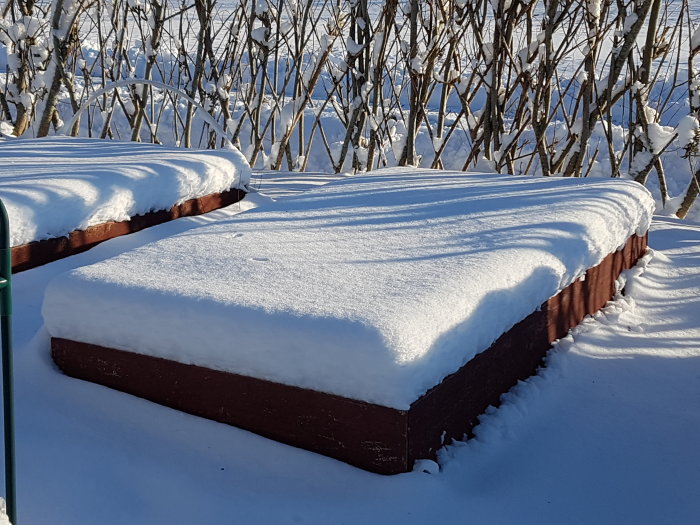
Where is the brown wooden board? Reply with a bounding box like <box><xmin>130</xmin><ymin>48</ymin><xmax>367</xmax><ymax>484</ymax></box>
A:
<box><xmin>11</xmin><ymin>187</ymin><xmax>245</xmax><ymax>273</ymax></box>
<box><xmin>50</xmin><ymin>233</ymin><xmax>647</xmax><ymax>474</ymax></box>
<box><xmin>408</xmin><ymin>233</ymin><xmax>648</xmax><ymax>465</ymax></box>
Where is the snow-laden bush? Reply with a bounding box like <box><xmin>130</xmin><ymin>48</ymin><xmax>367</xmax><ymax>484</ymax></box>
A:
<box><xmin>1</xmin><ymin>0</ymin><xmax>699</xmax><ymax>217</ymax></box>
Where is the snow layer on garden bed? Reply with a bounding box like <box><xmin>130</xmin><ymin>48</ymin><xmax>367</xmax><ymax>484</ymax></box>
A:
<box><xmin>43</xmin><ymin>168</ymin><xmax>654</xmax><ymax>409</ymax></box>
<box><xmin>0</xmin><ymin>136</ymin><xmax>251</xmax><ymax>246</ymax></box>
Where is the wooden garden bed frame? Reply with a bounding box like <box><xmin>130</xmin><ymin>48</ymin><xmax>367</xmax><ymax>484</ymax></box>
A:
<box><xmin>12</xmin><ymin>188</ymin><xmax>245</xmax><ymax>272</ymax></box>
<box><xmin>51</xmin><ymin>233</ymin><xmax>647</xmax><ymax>474</ymax></box>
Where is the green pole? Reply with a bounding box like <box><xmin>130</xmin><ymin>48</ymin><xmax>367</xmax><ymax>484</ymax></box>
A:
<box><xmin>0</xmin><ymin>198</ymin><xmax>16</xmax><ymax>524</ymax></box>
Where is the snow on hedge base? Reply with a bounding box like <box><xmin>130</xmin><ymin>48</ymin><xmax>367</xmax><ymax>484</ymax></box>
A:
<box><xmin>0</xmin><ymin>136</ymin><xmax>250</xmax><ymax>247</ymax></box>
<box><xmin>42</xmin><ymin>168</ymin><xmax>654</xmax><ymax>410</ymax></box>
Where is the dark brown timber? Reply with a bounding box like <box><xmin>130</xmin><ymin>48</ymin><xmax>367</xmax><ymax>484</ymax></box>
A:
<box><xmin>12</xmin><ymin>188</ymin><xmax>246</xmax><ymax>273</ymax></box>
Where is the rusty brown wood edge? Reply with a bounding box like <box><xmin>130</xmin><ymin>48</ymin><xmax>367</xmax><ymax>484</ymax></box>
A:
<box><xmin>50</xmin><ymin>233</ymin><xmax>647</xmax><ymax>474</ymax></box>
<box><xmin>11</xmin><ymin>188</ymin><xmax>246</xmax><ymax>272</ymax></box>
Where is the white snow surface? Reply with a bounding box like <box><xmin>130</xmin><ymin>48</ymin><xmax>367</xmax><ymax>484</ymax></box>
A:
<box><xmin>42</xmin><ymin>168</ymin><xmax>654</xmax><ymax>409</ymax></box>
<box><xmin>6</xmin><ymin>170</ymin><xmax>700</xmax><ymax>524</ymax></box>
<box><xmin>0</xmin><ymin>136</ymin><xmax>251</xmax><ymax>247</ymax></box>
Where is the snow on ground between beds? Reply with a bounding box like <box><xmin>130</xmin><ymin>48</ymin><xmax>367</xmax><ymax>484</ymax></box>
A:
<box><xmin>0</xmin><ymin>136</ymin><xmax>250</xmax><ymax>247</ymax></box>
<box><xmin>42</xmin><ymin>168</ymin><xmax>654</xmax><ymax>409</ymax></box>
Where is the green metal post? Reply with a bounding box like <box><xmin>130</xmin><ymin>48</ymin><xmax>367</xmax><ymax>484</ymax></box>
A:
<box><xmin>0</xmin><ymin>198</ymin><xmax>16</xmax><ymax>524</ymax></box>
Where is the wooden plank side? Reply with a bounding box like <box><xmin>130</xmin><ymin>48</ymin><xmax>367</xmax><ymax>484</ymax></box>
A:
<box><xmin>12</xmin><ymin>188</ymin><xmax>245</xmax><ymax>272</ymax></box>
<box><xmin>51</xmin><ymin>338</ymin><xmax>409</xmax><ymax>474</ymax></box>
<box><xmin>408</xmin><ymin>308</ymin><xmax>549</xmax><ymax>464</ymax></box>
<box><xmin>547</xmin><ymin>233</ymin><xmax>648</xmax><ymax>341</ymax></box>
<box><xmin>408</xmin><ymin>234</ymin><xmax>648</xmax><ymax>465</ymax></box>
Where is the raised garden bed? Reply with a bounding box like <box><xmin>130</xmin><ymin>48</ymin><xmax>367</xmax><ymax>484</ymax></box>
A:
<box><xmin>43</xmin><ymin>169</ymin><xmax>654</xmax><ymax>474</ymax></box>
<box><xmin>11</xmin><ymin>187</ymin><xmax>245</xmax><ymax>272</ymax></box>
<box><xmin>0</xmin><ymin>137</ymin><xmax>249</xmax><ymax>272</ymax></box>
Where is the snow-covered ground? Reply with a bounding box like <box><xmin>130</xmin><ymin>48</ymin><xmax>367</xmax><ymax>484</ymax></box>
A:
<box><xmin>3</xmin><ymin>173</ymin><xmax>698</xmax><ymax>524</ymax></box>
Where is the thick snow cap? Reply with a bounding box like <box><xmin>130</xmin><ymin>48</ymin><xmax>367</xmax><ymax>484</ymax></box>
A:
<box><xmin>43</xmin><ymin>168</ymin><xmax>654</xmax><ymax>409</ymax></box>
<box><xmin>0</xmin><ymin>137</ymin><xmax>251</xmax><ymax>246</ymax></box>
